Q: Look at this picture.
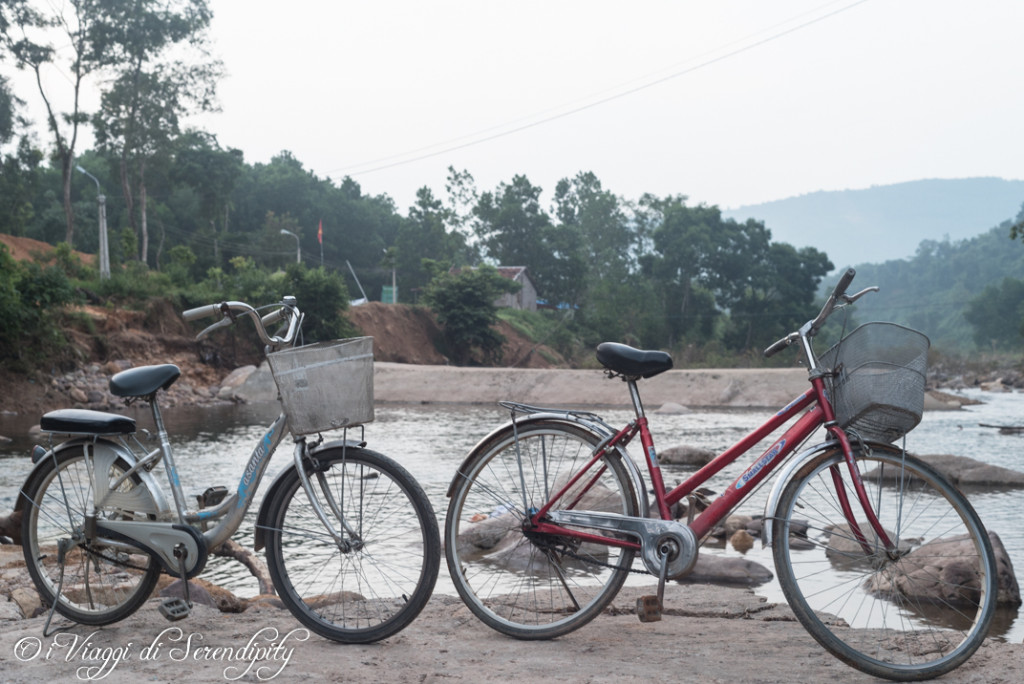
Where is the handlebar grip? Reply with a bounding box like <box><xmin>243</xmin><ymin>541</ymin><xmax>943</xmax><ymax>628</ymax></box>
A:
<box><xmin>764</xmin><ymin>334</ymin><xmax>795</xmax><ymax>358</ymax></box>
<box><xmin>832</xmin><ymin>268</ymin><xmax>856</xmax><ymax>299</ymax></box>
<box><xmin>182</xmin><ymin>303</ymin><xmax>223</xmax><ymax>322</ymax></box>
<box><xmin>261</xmin><ymin>307</ymin><xmax>287</xmax><ymax>327</ymax></box>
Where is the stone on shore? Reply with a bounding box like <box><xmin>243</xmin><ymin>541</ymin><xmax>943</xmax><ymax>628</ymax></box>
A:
<box><xmin>160</xmin><ymin>577</ymin><xmax>247</xmax><ymax>613</ymax></box>
<box><xmin>216</xmin><ymin>364</ymin><xmax>257</xmax><ymax>399</ymax></box>
<box><xmin>230</xmin><ymin>362</ymin><xmax>279</xmax><ymax>403</ymax></box>
<box><xmin>865</xmin><ymin>531</ymin><xmax>1021</xmax><ymax>607</ymax></box>
<box><xmin>866</xmin><ymin>454</ymin><xmax>1024</xmax><ymax>488</ymax></box>
<box><xmin>659</xmin><ymin>445</ymin><xmax>715</xmax><ymax>466</ymax></box>
<box><xmin>924</xmin><ymin>390</ymin><xmax>982</xmax><ymax>410</ymax></box>
<box><xmin>679</xmin><ymin>554</ymin><xmax>773</xmax><ymax>586</ymax></box>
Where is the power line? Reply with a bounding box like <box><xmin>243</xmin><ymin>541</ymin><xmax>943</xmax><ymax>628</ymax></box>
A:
<box><xmin>325</xmin><ymin>0</ymin><xmax>872</xmax><ymax>180</ymax></box>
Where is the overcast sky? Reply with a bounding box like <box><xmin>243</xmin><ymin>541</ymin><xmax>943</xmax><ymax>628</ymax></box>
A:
<box><xmin>10</xmin><ymin>0</ymin><xmax>1024</xmax><ymax>216</ymax></box>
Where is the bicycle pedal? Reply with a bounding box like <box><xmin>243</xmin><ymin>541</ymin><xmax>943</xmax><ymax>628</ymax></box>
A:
<box><xmin>159</xmin><ymin>597</ymin><xmax>190</xmax><ymax>621</ymax></box>
<box><xmin>636</xmin><ymin>595</ymin><xmax>662</xmax><ymax>622</ymax></box>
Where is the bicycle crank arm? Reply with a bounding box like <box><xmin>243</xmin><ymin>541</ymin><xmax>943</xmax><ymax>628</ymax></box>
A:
<box><xmin>545</xmin><ymin>510</ymin><xmax>698</xmax><ymax>578</ymax></box>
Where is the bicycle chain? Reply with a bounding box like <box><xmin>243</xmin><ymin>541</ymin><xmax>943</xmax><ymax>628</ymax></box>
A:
<box><xmin>82</xmin><ymin>543</ymin><xmax>153</xmax><ymax>572</ymax></box>
<box><xmin>527</xmin><ymin>530</ymin><xmax>652</xmax><ymax>576</ymax></box>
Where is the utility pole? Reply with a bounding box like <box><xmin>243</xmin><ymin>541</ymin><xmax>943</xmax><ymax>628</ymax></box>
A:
<box><xmin>75</xmin><ymin>165</ymin><xmax>110</xmax><ymax>279</ymax></box>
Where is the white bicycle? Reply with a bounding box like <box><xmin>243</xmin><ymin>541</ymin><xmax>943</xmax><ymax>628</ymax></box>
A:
<box><xmin>19</xmin><ymin>296</ymin><xmax>440</xmax><ymax>643</ymax></box>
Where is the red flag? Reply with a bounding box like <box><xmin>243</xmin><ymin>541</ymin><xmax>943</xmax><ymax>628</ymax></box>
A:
<box><xmin>317</xmin><ymin>219</ymin><xmax>323</xmax><ymax>245</ymax></box>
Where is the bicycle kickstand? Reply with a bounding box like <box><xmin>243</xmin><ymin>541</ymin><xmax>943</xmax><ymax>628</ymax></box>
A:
<box><xmin>636</xmin><ymin>546</ymin><xmax>670</xmax><ymax>623</ymax></box>
<box><xmin>158</xmin><ymin>543</ymin><xmax>192</xmax><ymax>622</ymax></box>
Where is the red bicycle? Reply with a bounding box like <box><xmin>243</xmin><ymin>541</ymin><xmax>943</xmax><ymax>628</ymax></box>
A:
<box><xmin>444</xmin><ymin>269</ymin><xmax>996</xmax><ymax>681</ymax></box>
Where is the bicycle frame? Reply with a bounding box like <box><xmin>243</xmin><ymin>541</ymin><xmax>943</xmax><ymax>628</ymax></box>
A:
<box><xmin>528</xmin><ymin>372</ymin><xmax>895</xmax><ymax>558</ymax></box>
<box><xmin>168</xmin><ymin>410</ymin><xmax>291</xmax><ymax>549</ymax></box>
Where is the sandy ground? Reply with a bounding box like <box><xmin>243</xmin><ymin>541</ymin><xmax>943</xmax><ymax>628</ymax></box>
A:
<box><xmin>1</xmin><ymin>584</ymin><xmax>1020</xmax><ymax>684</ymax></box>
<box><xmin>372</xmin><ymin>362</ymin><xmax>812</xmax><ymax>409</ymax></box>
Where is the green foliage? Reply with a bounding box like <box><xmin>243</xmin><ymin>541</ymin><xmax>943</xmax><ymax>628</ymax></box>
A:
<box><xmin>184</xmin><ymin>260</ymin><xmax>353</xmax><ymax>343</ymax></box>
<box><xmin>50</xmin><ymin>242</ymin><xmax>88</xmax><ymax>279</ymax></box>
<box><xmin>472</xmin><ymin>175</ymin><xmax>583</xmax><ymax>302</ymax></box>
<box><xmin>0</xmin><ymin>137</ymin><xmax>45</xmax><ymax>237</ymax></box>
<box><xmin>850</xmin><ymin>223</ymin><xmax>1024</xmax><ymax>351</ymax></box>
<box><xmin>496</xmin><ymin>307</ymin><xmax>578</xmax><ymax>361</ymax></box>
<box><xmin>3</xmin><ymin>48</ymin><xmax>1022</xmax><ymax>371</ymax></box>
<box><xmin>119</xmin><ymin>226</ymin><xmax>138</xmax><ymax>264</ymax></box>
<box><xmin>282</xmin><ymin>264</ymin><xmax>355</xmax><ymax>343</ymax></box>
<box><xmin>165</xmin><ymin>244</ymin><xmax>197</xmax><ymax>286</ymax></box>
<box><xmin>395</xmin><ymin>187</ymin><xmax>473</xmax><ymax>301</ymax></box>
<box><xmin>423</xmin><ymin>265</ymin><xmax>519</xmax><ymax>365</ymax></box>
<box><xmin>964</xmin><ymin>278</ymin><xmax>1024</xmax><ymax>350</ymax></box>
<box><xmin>0</xmin><ymin>244</ymin><xmax>78</xmax><ymax>367</ymax></box>
<box><xmin>0</xmin><ymin>75</ymin><xmax>16</xmax><ymax>145</ymax></box>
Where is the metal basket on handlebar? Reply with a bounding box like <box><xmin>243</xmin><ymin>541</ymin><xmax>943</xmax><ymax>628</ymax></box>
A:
<box><xmin>819</xmin><ymin>322</ymin><xmax>929</xmax><ymax>443</ymax></box>
<box><xmin>267</xmin><ymin>337</ymin><xmax>375</xmax><ymax>435</ymax></box>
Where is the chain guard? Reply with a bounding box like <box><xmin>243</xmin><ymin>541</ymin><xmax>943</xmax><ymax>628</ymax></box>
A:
<box><xmin>540</xmin><ymin>510</ymin><xmax>699</xmax><ymax>579</ymax></box>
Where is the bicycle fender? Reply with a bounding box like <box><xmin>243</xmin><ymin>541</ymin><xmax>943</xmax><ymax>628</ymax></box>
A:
<box><xmin>252</xmin><ymin>437</ymin><xmax>365</xmax><ymax>551</ymax></box>
<box><xmin>18</xmin><ymin>438</ymin><xmax>169</xmax><ymax>517</ymax></box>
<box><xmin>446</xmin><ymin>414</ymin><xmax>650</xmax><ymax>519</ymax></box>
<box><xmin>761</xmin><ymin>439</ymin><xmax>901</xmax><ymax>549</ymax></box>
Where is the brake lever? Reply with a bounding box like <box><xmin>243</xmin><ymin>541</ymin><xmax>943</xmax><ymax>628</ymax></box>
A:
<box><xmin>839</xmin><ymin>286</ymin><xmax>880</xmax><ymax>305</ymax></box>
<box><xmin>196</xmin><ymin>317</ymin><xmax>233</xmax><ymax>340</ymax></box>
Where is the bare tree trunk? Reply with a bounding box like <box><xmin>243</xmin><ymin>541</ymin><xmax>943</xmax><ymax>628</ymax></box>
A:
<box><xmin>119</xmin><ymin>156</ymin><xmax>137</xmax><ymax>247</ymax></box>
<box><xmin>61</xmin><ymin>152</ymin><xmax>74</xmax><ymax>247</ymax></box>
<box><xmin>155</xmin><ymin>220</ymin><xmax>165</xmax><ymax>270</ymax></box>
<box><xmin>139</xmin><ymin>162</ymin><xmax>149</xmax><ymax>265</ymax></box>
<box><xmin>211</xmin><ymin>539</ymin><xmax>275</xmax><ymax>596</ymax></box>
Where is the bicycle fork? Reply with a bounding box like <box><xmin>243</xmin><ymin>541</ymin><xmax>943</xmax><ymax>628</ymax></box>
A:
<box><xmin>293</xmin><ymin>440</ymin><xmax>362</xmax><ymax>552</ymax></box>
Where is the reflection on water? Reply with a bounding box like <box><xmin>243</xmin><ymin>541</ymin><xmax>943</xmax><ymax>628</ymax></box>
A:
<box><xmin>1</xmin><ymin>388</ymin><xmax>1021</xmax><ymax>641</ymax></box>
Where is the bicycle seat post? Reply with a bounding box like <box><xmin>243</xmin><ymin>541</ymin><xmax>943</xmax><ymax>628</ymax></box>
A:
<box><xmin>148</xmin><ymin>396</ymin><xmax>189</xmax><ymax>523</ymax></box>
<box><xmin>626</xmin><ymin>378</ymin><xmax>647</xmax><ymax>421</ymax></box>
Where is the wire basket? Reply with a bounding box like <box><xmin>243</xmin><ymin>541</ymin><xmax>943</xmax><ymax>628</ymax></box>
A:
<box><xmin>267</xmin><ymin>337</ymin><xmax>374</xmax><ymax>435</ymax></box>
<box><xmin>818</xmin><ymin>322</ymin><xmax>930</xmax><ymax>443</ymax></box>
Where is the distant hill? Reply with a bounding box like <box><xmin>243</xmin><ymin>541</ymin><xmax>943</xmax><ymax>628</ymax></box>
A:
<box><xmin>722</xmin><ymin>178</ymin><xmax>1024</xmax><ymax>268</ymax></box>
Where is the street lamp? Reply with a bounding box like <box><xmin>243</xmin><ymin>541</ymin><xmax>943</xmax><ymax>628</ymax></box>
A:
<box><xmin>280</xmin><ymin>229</ymin><xmax>301</xmax><ymax>264</ymax></box>
<box><xmin>75</xmin><ymin>164</ymin><xmax>110</xmax><ymax>279</ymax></box>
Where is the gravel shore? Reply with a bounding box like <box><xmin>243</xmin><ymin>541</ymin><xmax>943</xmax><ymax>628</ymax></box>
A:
<box><xmin>1</xmin><ymin>581</ymin><xmax>1019</xmax><ymax>684</ymax></box>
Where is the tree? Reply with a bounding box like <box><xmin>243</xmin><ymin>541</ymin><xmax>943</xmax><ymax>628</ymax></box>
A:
<box><xmin>553</xmin><ymin>171</ymin><xmax>635</xmax><ymax>281</ymax></box>
<box><xmin>473</xmin><ymin>175</ymin><xmax>551</xmax><ymax>265</ymax></box>
<box><xmin>395</xmin><ymin>187</ymin><xmax>470</xmax><ymax>301</ymax></box>
<box><xmin>0</xmin><ymin>74</ymin><xmax>45</xmax><ymax>237</ymax></box>
<box><xmin>1009</xmin><ymin>203</ymin><xmax>1024</xmax><ymax>243</ymax></box>
<box><xmin>964</xmin><ymin>277</ymin><xmax>1024</xmax><ymax>350</ymax></box>
<box><xmin>91</xmin><ymin>0</ymin><xmax>219</xmax><ymax>266</ymax></box>
<box><xmin>422</xmin><ymin>263</ymin><xmax>519</xmax><ymax>365</ymax></box>
<box><xmin>721</xmin><ymin>241</ymin><xmax>833</xmax><ymax>352</ymax></box>
<box><xmin>170</xmin><ymin>131</ymin><xmax>243</xmax><ymax>270</ymax></box>
<box><xmin>2</xmin><ymin>0</ymin><xmax>217</xmax><ymax>253</ymax></box>
<box><xmin>472</xmin><ymin>174</ymin><xmax>582</xmax><ymax>302</ymax></box>
<box><xmin>282</xmin><ymin>263</ymin><xmax>354</xmax><ymax>343</ymax></box>
<box><xmin>2</xmin><ymin>0</ymin><xmax>106</xmax><ymax>246</ymax></box>
<box><xmin>644</xmin><ymin>195</ymin><xmax>718</xmax><ymax>343</ymax></box>
<box><xmin>0</xmin><ymin>74</ymin><xmax>17</xmax><ymax>143</ymax></box>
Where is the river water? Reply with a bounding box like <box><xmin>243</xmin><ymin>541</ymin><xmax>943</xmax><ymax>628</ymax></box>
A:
<box><xmin>1</xmin><ymin>388</ymin><xmax>1021</xmax><ymax>641</ymax></box>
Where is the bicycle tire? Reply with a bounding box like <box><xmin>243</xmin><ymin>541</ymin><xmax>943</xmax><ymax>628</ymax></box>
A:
<box><xmin>263</xmin><ymin>446</ymin><xmax>440</xmax><ymax>643</ymax></box>
<box><xmin>445</xmin><ymin>419</ymin><xmax>640</xmax><ymax>639</ymax></box>
<box><xmin>20</xmin><ymin>446</ymin><xmax>161</xmax><ymax>625</ymax></box>
<box><xmin>772</xmin><ymin>443</ymin><xmax>997</xmax><ymax>681</ymax></box>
